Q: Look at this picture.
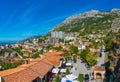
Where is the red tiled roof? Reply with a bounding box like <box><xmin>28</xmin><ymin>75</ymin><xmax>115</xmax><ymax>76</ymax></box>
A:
<box><xmin>0</xmin><ymin>61</ymin><xmax>53</xmax><ymax>82</ymax></box>
<box><xmin>3</xmin><ymin>68</ymin><xmax>41</xmax><ymax>82</ymax></box>
<box><xmin>28</xmin><ymin>61</ymin><xmax>53</xmax><ymax>78</ymax></box>
<box><xmin>0</xmin><ymin>51</ymin><xmax>63</xmax><ymax>82</ymax></box>
<box><xmin>93</xmin><ymin>66</ymin><xmax>105</xmax><ymax>71</ymax></box>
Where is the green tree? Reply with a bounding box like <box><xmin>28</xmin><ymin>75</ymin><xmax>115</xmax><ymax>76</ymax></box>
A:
<box><xmin>32</xmin><ymin>52</ymin><xmax>40</xmax><ymax>58</ymax></box>
<box><xmin>13</xmin><ymin>47</ymin><xmax>23</xmax><ymax>56</ymax></box>
<box><xmin>46</xmin><ymin>44</ymin><xmax>53</xmax><ymax>50</ymax></box>
<box><xmin>104</xmin><ymin>31</ymin><xmax>116</xmax><ymax>51</ymax></box>
<box><xmin>63</xmin><ymin>51</ymin><xmax>69</xmax><ymax>57</ymax></box>
<box><xmin>105</xmin><ymin>40</ymin><xmax>112</xmax><ymax>51</ymax></box>
<box><xmin>66</xmin><ymin>68</ymin><xmax>70</xmax><ymax>75</ymax></box>
<box><xmin>73</xmin><ymin>56</ymin><xmax>77</xmax><ymax>63</ymax></box>
<box><xmin>80</xmin><ymin>49</ymin><xmax>89</xmax><ymax>61</ymax></box>
<box><xmin>0</xmin><ymin>60</ymin><xmax>24</xmax><ymax>71</ymax></box>
<box><xmin>78</xmin><ymin>74</ymin><xmax>84</xmax><ymax>82</ymax></box>
<box><xmin>38</xmin><ymin>38</ymin><xmax>45</xmax><ymax>43</ymax></box>
<box><xmin>65</xmin><ymin>57</ymin><xmax>68</xmax><ymax>62</ymax></box>
<box><xmin>2</xmin><ymin>49</ymin><xmax>13</xmax><ymax>53</ymax></box>
<box><xmin>60</xmin><ymin>39</ymin><xmax>64</xmax><ymax>43</ymax></box>
<box><xmin>43</xmin><ymin>80</ymin><xmax>46</xmax><ymax>82</ymax></box>
<box><xmin>53</xmin><ymin>46</ymin><xmax>62</xmax><ymax>51</ymax></box>
<box><xmin>86</xmin><ymin>53</ymin><xmax>97</xmax><ymax>66</ymax></box>
<box><xmin>70</xmin><ymin>45</ymin><xmax>78</xmax><ymax>54</ymax></box>
<box><xmin>54</xmin><ymin>75</ymin><xmax>60</xmax><ymax>82</ymax></box>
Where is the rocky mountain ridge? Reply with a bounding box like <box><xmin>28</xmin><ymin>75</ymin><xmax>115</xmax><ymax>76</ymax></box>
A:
<box><xmin>52</xmin><ymin>8</ymin><xmax>120</xmax><ymax>33</ymax></box>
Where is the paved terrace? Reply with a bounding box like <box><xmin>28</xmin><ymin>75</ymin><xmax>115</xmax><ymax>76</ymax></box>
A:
<box><xmin>70</xmin><ymin>59</ymin><xmax>95</xmax><ymax>82</ymax></box>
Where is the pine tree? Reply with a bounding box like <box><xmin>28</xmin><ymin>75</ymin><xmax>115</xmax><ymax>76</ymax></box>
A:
<box><xmin>66</xmin><ymin>68</ymin><xmax>70</xmax><ymax>75</ymax></box>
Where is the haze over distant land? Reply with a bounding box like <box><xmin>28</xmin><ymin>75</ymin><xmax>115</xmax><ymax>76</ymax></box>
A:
<box><xmin>0</xmin><ymin>0</ymin><xmax>120</xmax><ymax>41</ymax></box>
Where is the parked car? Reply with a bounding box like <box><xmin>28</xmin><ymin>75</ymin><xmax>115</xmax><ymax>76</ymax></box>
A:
<box><xmin>91</xmin><ymin>75</ymin><xmax>94</xmax><ymax>80</ymax></box>
<box><xmin>85</xmin><ymin>64</ymin><xmax>91</xmax><ymax>70</ymax></box>
<box><xmin>85</xmin><ymin>74</ymin><xmax>89</xmax><ymax>82</ymax></box>
<box><xmin>81</xmin><ymin>59</ymin><xmax>85</xmax><ymax>63</ymax></box>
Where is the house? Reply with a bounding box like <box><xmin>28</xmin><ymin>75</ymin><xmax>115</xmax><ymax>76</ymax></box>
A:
<box><xmin>37</xmin><ymin>43</ymin><xmax>44</xmax><ymax>51</ymax></box>
<box><xmin>0</xmin><ymin>60</ymin><xmax>53</xmax><ymax>82</ymax></box>
<box><xmin>93</xmin><ymin>66</ymin><xmax>105</xmax><ymax>81</ymax></box>
<box><xmin>33</xmin><ymin>38</ymin><xmax>38</xmax><ymax>45</ymax></box>
<box><xmin>0</xmin><ymin>51</ymin><xmax>64</xmax><ymax>82</ymax></box>
<box><xmin>78</xmin><ymin>44</ymin><xmax>86</xmax><ymax>50</ymax></box>
<box><xmin>65</xmin><ymin>36</ymin><xmax>76</xmax><ymax>41</ymax></box>
<box><xmin>4</xmin><ymin>52</ymin><xmax>10</xmax><ymax>57</ymax></box>
<box><xmin>10</xmin><ymin>51</ymin><xmax>18</xmax><ymax>58</ymax></box>
<box><xmin>43</xmin><ymin>51</ymin><xmax>64</xmax><ymax>67</ymax></box>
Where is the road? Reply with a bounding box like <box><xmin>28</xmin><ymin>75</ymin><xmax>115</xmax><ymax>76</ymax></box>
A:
<box><xmin>97</xmin><ymin>45</ymin><xmax>106</xmax><ymax>66</ymax></box>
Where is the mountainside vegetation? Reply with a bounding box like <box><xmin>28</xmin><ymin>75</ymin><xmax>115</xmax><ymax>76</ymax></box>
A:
<box><xmin>52</xmin><ymin>9</ymin><xmax>120</xmax><ymax>33</ymax></box>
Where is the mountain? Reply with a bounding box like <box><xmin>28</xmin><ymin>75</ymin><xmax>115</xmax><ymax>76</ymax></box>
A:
<box><xmin>52</xmin><ymin>9</ymin><xmax>120</xmax><ymax>33</ymax></box>
<box><xmin>20</xmin><ymin>35</ymin><xmax>42</xmax><ymax>42</ymax></box>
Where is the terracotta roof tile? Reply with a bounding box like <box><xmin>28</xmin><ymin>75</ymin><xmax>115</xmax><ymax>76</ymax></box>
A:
<box><xmin>93</xmin><ymin>66</ymin><xmax>105</xmax><ymax>71</ymax></box>
<box><xmin>0</xmin><ymin>67</ymin><xmax>25</xmax><ymax>77</ymax></box>
<box><xmin>3</xmin><ymin>68</ymin><xmax>42</xmax><ymax>82</ymax></box>
<box><xmin>0</xmin><ymin>61</ymin><xmax>53</xmax><ymax>82</ymax></box>
<box><xmin>0</xmin><ymin>51</ymin><xmax>63</xmax><ymax>82</ymax></box>
<box><xmin>28</xmin><ymin>61</ymin><xmax>53</xmax><ymax>78</ymax></box>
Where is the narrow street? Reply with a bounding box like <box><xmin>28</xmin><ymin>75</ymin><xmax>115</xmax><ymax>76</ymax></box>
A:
<box><xmin>97</xmin><ymin>45</ymin><xmax>106</xmax><ymax>66</ymax></box>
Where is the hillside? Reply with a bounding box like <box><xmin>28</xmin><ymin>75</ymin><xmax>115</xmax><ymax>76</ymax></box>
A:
<box><xmin>52</xmin><ymin>9</ymin><xmax>120</xmax><ymax>33</ymax></box>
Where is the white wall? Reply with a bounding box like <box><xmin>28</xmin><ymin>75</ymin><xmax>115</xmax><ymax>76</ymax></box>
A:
<box><xmin>0</xmin><ymin>76</ymin><xmax>1</xmax><ymax>82</ymax></box>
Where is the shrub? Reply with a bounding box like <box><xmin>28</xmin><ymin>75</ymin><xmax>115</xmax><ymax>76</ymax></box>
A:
<box><xmin>65</xmin><ymin>57</ymin><xmax>68</xmax><ymax>62</ymax></box>
<box><xmin>73</xmin><ymin>56</ymin><xmax>77</xmax><ymax>63</ymax></box>
<box><xmin>66</xmin><ymin>68</ymin><xmax>70</xmax><ymax>75</ymax></box>
<box><xmin>78</xmin><ymin>74</ymin><xmax>84</xmax><ymax>82</ymax></box>
<box><xmin>55</xmin><ymin>75</ymin><xmax>60</xmax><ymax>82</ymax></box>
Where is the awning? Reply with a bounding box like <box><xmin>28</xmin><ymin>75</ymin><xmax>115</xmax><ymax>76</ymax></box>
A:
<box><xmin>52</xmin><ymin>68</ymin><xmax>59</xmax><ymax>74</ymax></box>
<box><xmin>66</xmin><ymin>74</ymin><xmax>77</xmax><ymax>81</ymax></box>
<box><xmin>63</xmin><ymin>61</ymin><xmax>66</xmax><ymax>64</ymax></box>
<box><xmin>61</xmin><ymin>76</ymin><xmax>78</xmax><ymax>82</ymax></box>
<box><xmin>61</xmin><ymin>77</ymin><xmax>68</xmax><ymax>82</ymax></box>
<box><xmin>72</xmin><ymin>80</ymin><xmax>79</xmax><ymax>82</ymax></box>
<box><xmin>66</xmin><ymin>63</ymin><xmax>72</xmax><ymax>66</ymax></box>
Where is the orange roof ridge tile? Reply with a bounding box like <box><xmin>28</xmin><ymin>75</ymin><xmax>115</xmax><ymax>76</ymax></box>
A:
<box><xmin>0</xmin><ymin>67</ymin><xmax>26</xmax><ymax>77</ymax></box>
<box><xmin>40</xmin><ymin>60</ymin><xmax>53</xmax><ymax>66</ymax></box>
<box><xmin>27</xmin><ymin>66</ymin><xmax>44</xmax><ymax>76</ymax></box>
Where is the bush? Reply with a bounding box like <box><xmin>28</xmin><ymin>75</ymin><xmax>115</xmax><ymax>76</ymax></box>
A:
<box><xmin>66</xmin><ymin>68</ymin><xmax>70</xmax><ymax>75</ymax></box>
<box><xmin>53</xmin><ymin>46</ymin><xmax>62</xmax><ymax>51</ymax></box>
<box><xmin>54</xmin><ymin>75</ymin><xmax>60</xmax><ymax>82</ymax></box>
<box><xmin>69</xmin><ymin>45</ymin><xmax>79</xmax><ymax>54</ymax></box>
<box><xmin>73</xmin><ymin>56</ymin><xmax>77</xmax><ymax>63</ymax></box>
<box><xmin>65</xmin><ymin>57</ymin><xmax>68</xmax><ymax>62</ymax></box>
<box><xmin>63</xmin><ymin>52</ymin><xmax>70</xmax><ymax>57</ymax></box>
<box><xmin>32</xmin><ymin>52</ymin><xmax>40</xmax><ymax>58</ymax></box>
<box><xmin>0</xmin><ymin>60</ymin><xmax>24</xmax><ymax>70</ymax></box>
<box><xmin>80</xmin><ymin>49</ymin><xmax>89</xmax><ymax>61</ymax></box>
<box><xmin>78</xmin><ymin>74</ymin><xmax>84</xmax><ymax>82</ymax></box>
<box><xmin>86</xmin><ymin>54</ymin><xmax>97</xmax><ymax>66</ymax></box>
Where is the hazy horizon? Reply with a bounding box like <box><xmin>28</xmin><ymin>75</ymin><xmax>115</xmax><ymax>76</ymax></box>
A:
<box><xmin>0</xmin><ymin>0</ymin><xmax>120</xmax><ymax>41</ymax></box>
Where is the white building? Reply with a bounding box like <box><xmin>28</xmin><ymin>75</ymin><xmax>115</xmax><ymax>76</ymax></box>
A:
<box><xmin>51</xmin><ymin>31</ymin><xmax>65</xmax><ymax>39</ymax></box>
<box><xmin>78</xmin><ymin>44</ymin><xmax>86</xmax><ymax>50</ymax></box>
<box><xmin>65</xmin><ymin>34</ymin><xmax>76</xmax><ymax>41</ymax></box>
<box><xmin>65</xmin><ymin>36</ymin><xmax>76</xmax><ymax>41</ymax></box>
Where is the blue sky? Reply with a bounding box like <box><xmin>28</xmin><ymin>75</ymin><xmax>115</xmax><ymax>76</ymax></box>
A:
<box><xmin>0</xmin><ymin>0</ymin><xmax>120</xmax><ymax>41</ymax></box>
